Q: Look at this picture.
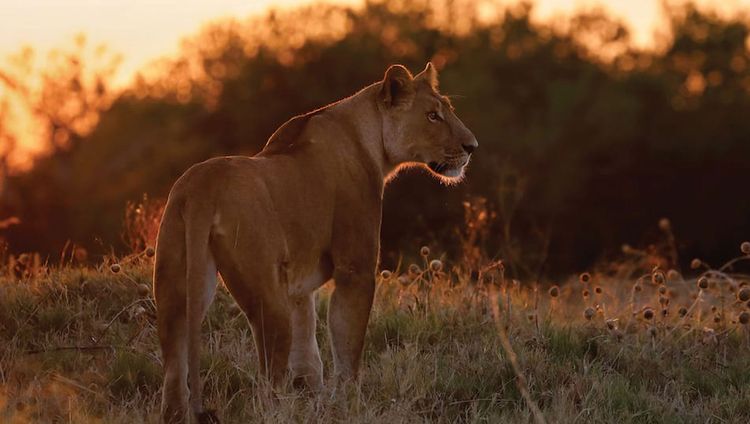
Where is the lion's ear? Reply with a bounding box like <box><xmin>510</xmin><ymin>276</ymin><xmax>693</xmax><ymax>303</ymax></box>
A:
<box><xmin>415</xmin><ymin>62</ymin><xmax>438</xmax><ymax>90</ymax></box>
<box><xmin>380</xmin><ymin>64</ymin><xmax>415</xmax><ymax>109</ymax></box>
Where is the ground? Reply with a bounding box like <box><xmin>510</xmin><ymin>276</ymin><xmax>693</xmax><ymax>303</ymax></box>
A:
<box><xmin>1</xmin><ymin>250</ymin><xmax>750</xmax><ymax>423</ymax></box>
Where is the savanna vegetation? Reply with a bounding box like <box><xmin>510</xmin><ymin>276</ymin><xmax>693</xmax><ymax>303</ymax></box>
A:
<box><xmin>2</xmin><ymin>0</ymin><xmax>750</xmax><ymax>275</ymax></box>
<box><xmin>2</xmin><ymin>0</ymin><xmax>750</xmax><ymax>422</ymax></box>
<box><xmin>2</xmin><ymin>220</ymin><xmax>750</xmax><ymax>422</ymax></box>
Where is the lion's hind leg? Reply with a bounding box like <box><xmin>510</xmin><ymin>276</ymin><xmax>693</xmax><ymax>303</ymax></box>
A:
<box><xmin>220</xmin><ymin>260</ymin><xmax>293</xmax><ymax>388</ymax></box>
<box><xmin>210</xmin><ymin>202</ymin><xmax>294</xmax><ymax>390</ymax></box>
<box><xmin>246</xmin><ymin>285</ymin><xmax>292</xmax><ymax>387</ymax></box>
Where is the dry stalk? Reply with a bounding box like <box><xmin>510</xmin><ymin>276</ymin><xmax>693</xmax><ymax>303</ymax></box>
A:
<box><xmin>488</xmin><ymin>283</ymin><xmax>547</xmax><ymax>424</ymax></box>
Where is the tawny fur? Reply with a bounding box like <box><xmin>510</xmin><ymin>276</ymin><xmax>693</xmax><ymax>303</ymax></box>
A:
<box><xmin>153</xmin><ymin>63</ymin><xmax>478</xmax><ymax>423</ymax></box>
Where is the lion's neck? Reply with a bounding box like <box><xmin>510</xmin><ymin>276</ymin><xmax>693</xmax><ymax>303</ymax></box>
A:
<box><xmin>326</xmin><ymin>83</ymin><xmax>392</xmax><ymax>183</ymax></box>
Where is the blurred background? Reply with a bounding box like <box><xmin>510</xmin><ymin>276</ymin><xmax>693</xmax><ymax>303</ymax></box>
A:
<box><xmin>1</xmin><ymin>0</ymin><xmax>749</xmax><ymax>278</ymax></box>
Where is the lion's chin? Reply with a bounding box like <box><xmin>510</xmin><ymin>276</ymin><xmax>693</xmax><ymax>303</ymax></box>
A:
<box><xmin>427</xmin><ymin>161</ymin><xmax>467</xmax><ymax>186</ymax></box>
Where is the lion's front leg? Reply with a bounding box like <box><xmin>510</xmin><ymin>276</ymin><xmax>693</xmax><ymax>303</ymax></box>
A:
<box><xmin>328</xmin><ymin>190</ymin><xmax>381</xmax><ymax>380</ymax></box>
<box><xmin>328</xmin><ymin>267</ymin><xmax>376</xmax><ymax>379</ymax></box>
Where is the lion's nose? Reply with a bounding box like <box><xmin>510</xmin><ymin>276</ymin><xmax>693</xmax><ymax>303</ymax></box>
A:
<box><xmin>462</xmin><ymin>138</ymin><xmax>478</xmax><ymax>154</ymax></box>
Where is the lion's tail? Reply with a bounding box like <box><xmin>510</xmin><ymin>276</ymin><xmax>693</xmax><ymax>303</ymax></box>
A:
<box><xmin>184</xmin><ymin>200</ymin><xmax>217</xmax><ymax>417</ymax></box>
<box><xmin>155</xmin><ymin>191</ymin><xmax>218</xmax><ymax>423</ymax></box>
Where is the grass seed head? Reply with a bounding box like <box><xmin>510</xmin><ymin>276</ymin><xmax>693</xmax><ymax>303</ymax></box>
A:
<box><xmin>136</xmin><ymin>283</ymin><xmax>150</xmax><ymax>297</ymax></box>
<box><xmin>579</xmin><ymin>272</ymin><xmax>591</xmax><ymax>284</ymax></box>
<box><xmin>643</xmin><ymin>308</ymin><xmax>654</xmax><ymax>320</ymax></box>
<box><xmin>74</xmin><ymin>247</ymin><xmax>88</xmax><ymax>263</ymax></box>
<box><xmin>398</xmin><ymin>275</ymin><xmax>410</xmax><ymax>286</ymax></box>
<box><xmin>690</xmin><ymin>258</ymin><xmax>702</xmax><ymax>269</ymax></box>
<box><xmin>658</xmin><ymin>218</ymin><xmax>671</xmax><ymax>231</ymax></box>
<box><xmin>380</xmin><ymin>270</ymin><xmax>392</xmax><ymax>280</ymax></box>
<box><xmin>408</xmin><ymin>264</ymin><xmax>421</xmax><ymax>275</ymax></box>
<box><xmin>697</xmin><ymin>277</ymin><xmax>709</xmax><ymax>289</ymax></box>
<box><xmin>548</xmin><ymin>285</ymin><xmax>559</xmax><ymax>297</ymax></box>
<box><xmin>652</xmin><ymin>271</ymin><xmax>666</xmax><ymax>285</ymax></box>
<box><xmin>739</xmin><ymin>311</ymin><xmax>750</xmax><ymax>325</ymax></box>
<box><xmin>658</xmin><ymin>285</ymin><xmax>667</xmax><ymax>295</ymax></box>
<box><xmin>678</xmin><ymin>307</ymin><xmax>688</xmax><ymax>317</ymax></box>
<box><xmin>702</xmin><ymin>327</ymin><xmax>717</xmax><ymax>345</ymax></box>
<box><xmin>145</xmin><ymin>247</ymin><xmax>155</xmax><ymax>258</ymax></box>
<box><xmin>634</xmin><ymin>283</ymin><xmax>642</xmax><ymax>292</ymax></box>
<box><xmin>667</xmin><ymin>269</ymin><xmax>681</xmax><ymax>281</ymax></box>
<box><xmin>110</xmin><ymin>263</ymin><xmax>121</xmax><ymax>273</ymax></box>
<box><xmin>429</xmin><ymin>259</ymin><xmax>443</xmax><ymax>272</ymax></box>
<box><xmin>737</xmin><ymin>287</ymin><xmax>750</xmax><ymax>302</ymax></box>
<box><xmin>648</xmin><ymin>326</ymin><xmax>658</xmax><ymax>337</ymax></box>
<box><xmin>606</xmin><ymin>318</ymin><xmax>618</xmax><ymax>330</ymax></box>
<box><xmin>594</xmin><ymin>286</ymin><xmax>602</xmax><ymax>294</ymax></box>
<box><xmin>130</xmin><ymin>305</ymin><xmax>146</xmax><ymax>319</ymax></box>
<box><xmin>582</xmin><ymin>289</ymin><xmax>590</xmax><ymax>298</ymax></box>
<box><xmin>584</xmin><ymin>307</ymin><xmax>595</xmax><ymax>320</ymax></box>
<box><xmin>420</xmin><ymin>246</ymin><xmax>430</xmax><ymax>257</ymax></box>
<box><xmin>741</xmin><ymin>241</ymin><xmax>750</xmax><ymax>255</ymax></box>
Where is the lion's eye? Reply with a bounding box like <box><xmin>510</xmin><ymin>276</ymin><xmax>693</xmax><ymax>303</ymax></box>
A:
<box><xmin>427</xmin><ymin>111</ymin><xmax>441</xmax><ymax>122</ymax></box>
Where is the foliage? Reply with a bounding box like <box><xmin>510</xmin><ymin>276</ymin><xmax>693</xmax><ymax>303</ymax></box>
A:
<box><xmin>2</xmin><ymin>1</ymin><xmax>750</xmax><ymax>276</ymax></box>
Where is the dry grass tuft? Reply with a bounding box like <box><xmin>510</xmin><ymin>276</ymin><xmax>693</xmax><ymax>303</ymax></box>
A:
<box><xmin>1</xmin><ymin>243</ymin><xmax>750</xmax><ymax>422</ymax></box>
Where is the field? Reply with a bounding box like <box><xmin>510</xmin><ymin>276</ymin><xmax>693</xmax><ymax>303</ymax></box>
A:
<box><xmin>2</xmin><ymin>245</ymin><xmax>750</xmax><ymax>423</ymax></box>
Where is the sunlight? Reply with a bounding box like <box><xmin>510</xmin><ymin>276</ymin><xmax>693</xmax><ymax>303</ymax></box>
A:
<box><xmin>0</xmin><ymin>0</ymin><xmax>339</xmax><ymax>87</ymax></box>
<box><xmin>1</xmin><ymin>0</ymin><xmax>749</xmax><ymax>166</ymax></box>
<box><xmin>2</xmin><ymin>3</ymin><xmax>750</xmax><ymax>419</ymax></box>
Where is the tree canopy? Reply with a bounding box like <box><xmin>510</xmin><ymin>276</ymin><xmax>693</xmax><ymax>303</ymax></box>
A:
<box><xmin>2</xmin><ymin>0</ymin><xmax>749</xmax><ymax>277</ymax></box>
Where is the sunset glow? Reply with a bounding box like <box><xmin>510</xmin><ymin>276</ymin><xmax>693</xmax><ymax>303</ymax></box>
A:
<box><xmin>1</xmin><ymin>0</ymin><xmax>749</xmax><ymax>165</ymax></box>
<box><xmin>0</xmin><ymin>0</ymin><xmax>325</xmax><ymax>86</ymax></box>
<box><xmin>2</xmin><ymin>1</ymin><xmax>748</xmax><ymax>85</ymax></box>
<box><xmin>4</xmin><ymin>2</ymin><xmax>750</xmax><ymax>419</ymax></box>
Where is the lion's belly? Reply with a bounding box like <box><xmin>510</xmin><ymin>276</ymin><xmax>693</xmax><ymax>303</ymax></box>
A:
<box><xmin>287</xmin><ymin>256</ymin><xmax>333</xmax><ymax>299</ymax></box>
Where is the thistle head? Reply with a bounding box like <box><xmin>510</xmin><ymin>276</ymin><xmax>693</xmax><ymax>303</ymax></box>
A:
<box><xmin>584</xmin><ymin>307</ymin><xmax>595</xmax><ymax>320</ymax></box>
<box><xmin>548</xmin><ymin>285</ymin><xmax>560</xmax><ymax>298</ymax></box>
<box><xmin>429</xmin><ymin>259</ymin><xmax>443</xmax><ymax>272</ymax></box>
<box><xmin>643</xmin><ymin>308</ymin><xmax>654</xmax><ymax>320</ymax></box>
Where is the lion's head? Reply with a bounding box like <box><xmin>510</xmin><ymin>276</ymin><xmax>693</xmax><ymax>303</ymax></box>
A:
<box><xmin>378</xmin><ymin>63</ymin><xmax>478</xmax><ymax>184</ymax></box>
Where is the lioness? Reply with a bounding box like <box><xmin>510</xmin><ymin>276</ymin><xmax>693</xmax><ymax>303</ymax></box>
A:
<box><xmin>154</xmin><ymin>62</ymin><xmax>477</xmax><ymax>423</ymax></box>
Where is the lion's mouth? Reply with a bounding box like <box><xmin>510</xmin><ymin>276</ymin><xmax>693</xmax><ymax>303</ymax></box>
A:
<box><xmin>428</xmin><ymin>159</ymin><xmax>467</xmax><ymax>176</ymax></box>
<box><xmin>428</xmin><ymin>161</ymin><xmax>447</xmax><ymax>174</ymax></box>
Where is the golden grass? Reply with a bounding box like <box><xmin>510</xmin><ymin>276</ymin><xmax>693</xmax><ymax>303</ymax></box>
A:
<box><xmin>1</xmin><ymin>244</ymin><xmax>750</xmax><ymax>422</ymax></box>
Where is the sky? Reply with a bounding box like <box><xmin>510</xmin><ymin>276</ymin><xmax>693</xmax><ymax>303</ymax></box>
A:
<box><xmin>0</xmin><ymin>0</ymin><xmax>748</xmax><ymax>162</ymax></box>
<box><xmin>1</xmin><ymin>0</ymin><xmax>748</xmax><ymax>86</ymax></box>
<box><xmin>0</xmin><ymin>0</ymin><xmax>320</xmax><ymax>86</ymax></box>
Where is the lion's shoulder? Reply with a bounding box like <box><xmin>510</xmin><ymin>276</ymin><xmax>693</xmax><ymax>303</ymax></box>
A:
<box><xmin>259</xmin><ymin>106</ymin><xmax>330</xmax><ymax>155</ymax></box>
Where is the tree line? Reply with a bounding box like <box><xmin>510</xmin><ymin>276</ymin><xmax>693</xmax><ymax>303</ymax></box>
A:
<box><xmin>2</xmin><ymin>1</ymin><xmax>749</xmax><ymax>277</ymax></box>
